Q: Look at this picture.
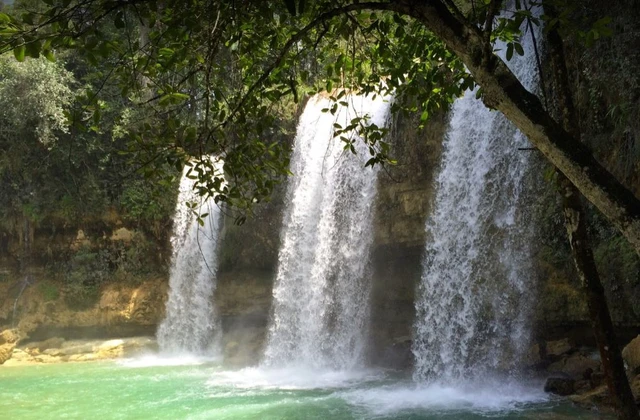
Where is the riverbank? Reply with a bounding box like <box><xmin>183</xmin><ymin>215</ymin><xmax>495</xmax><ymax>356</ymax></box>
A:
<box><xmin>1</xmin><ymin>335</ymin><xmax>157</xmax><ymax>366</ymax></box>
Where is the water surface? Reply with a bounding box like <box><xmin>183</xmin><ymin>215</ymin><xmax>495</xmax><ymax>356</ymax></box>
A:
<box><xmin>0</xmin><ymin>360</ymin><xmax>608</xmax><ymax>419</ymax></box>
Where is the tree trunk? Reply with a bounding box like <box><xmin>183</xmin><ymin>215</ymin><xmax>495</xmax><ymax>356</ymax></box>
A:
<box><xmin>382</xmin><ymin>0</ymin><xmax>640</xmax><ymax>255</ymax></box>
<box><xmin>558</xmin><ymin>176</ymin><xmax>639</xmax><ymax>419</ymax></box>
<box><xmin>545</xmin><ymin>8</ymin><xmax>639</xmax><ymax>418</ymax></box>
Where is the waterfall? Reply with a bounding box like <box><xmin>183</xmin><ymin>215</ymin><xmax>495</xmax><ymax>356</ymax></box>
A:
<box><xmin>263</xmin><ymin>93</ymin><xmax>391</xmax><ymax>370</ymax></box>
<box><xmin>157</xmin><ymin>157</ymin><xmax>224</xmax><ymax>356</ymax></box>
<box><xmin>413</xmin><ymin>20</ymin><xmax>542</xmax><ymax>382</ymax></box>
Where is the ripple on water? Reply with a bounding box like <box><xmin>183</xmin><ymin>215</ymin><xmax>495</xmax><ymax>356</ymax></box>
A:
<box><xmin>117</xmin><ymin>353</ymin><xmax>220</xmax><ymax>368</ymax></box>
<box><xmin>206</xmin><ymin>366</ymin><xmax>385</xmax><ymax>391</ymax></box>
<box><xmin>338</xmin><ymin>379</ymin><xmax>550</xmax><ymax>418</ymax></box>
<box><xmin>0</xmin><ymin>362</ymin><xmax>609</xmax><ymax>420</ymax></box>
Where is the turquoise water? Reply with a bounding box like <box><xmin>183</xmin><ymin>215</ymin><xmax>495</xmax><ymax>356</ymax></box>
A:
<box><xmin>0</xmin><ymin>358</ymin><xmax>607</xmax><ymax>419</ymax></box>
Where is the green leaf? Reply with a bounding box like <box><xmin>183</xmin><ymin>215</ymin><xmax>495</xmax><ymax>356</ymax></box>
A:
<box><xmin>514</xmin><ymin>42</ymin><xmax>524</xmax><ymax>56</ymax></box>
<box><xmin>25</xmin><ymin>40</ymin><xmax>42</xmax><ymax>58</ymax></box>
<box><xmin>159</xmin><ymin>92</ymin><xmax>190</xmax><ymax>106</ymax></box>
<box><xmin>13</xmin><ymin>44</ymin><xmax>26</xmax><ymax>62</ymax></box>
<box><xmin>506</xmin><ymin>43</ymin><xmax>514</xmax><ymax>61</ymax></box>
<box><xmin>43</xmin><ymin>49</ymin><xmax>55</xmax><ymax>62</ymax></box>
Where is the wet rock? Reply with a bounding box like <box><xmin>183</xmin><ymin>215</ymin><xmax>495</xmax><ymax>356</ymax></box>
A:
<box><xmin>0</xmin><ymin>329</ymin><xmax>22</xmax><ymax>365</ymax></box>
<box><xmin>28</xmin><ymin>337</ymin><xmax>66</xmax><ymax>352</ymax></box>
<box><xmin>523</xmin><ymin>343</ymin><xmax>542</xmax><ymax>365</ymax></box>
<box><xmin>3</xmin><ymin>348</ymin><xmax>35</xmax><ymax>366</ymax></box>
<box><xmin>0</xmin><ymin>280</ymin><xmax>166</xmax><ymax>342</ymax></box>
<box><xmin>547</xmin><ymin>352</ymin><xmax>601</xmax><ymax>380</ymax></box>
<box><xmin>95</xmin><ymin>339</ymin><xmax>125</xmax><ymax>359</ymax></box>
<box><xmin>67</xmin><ymin>353</ymin><xmax>99</xmax><ymax>362</ymax></box>
<box><xmin>0</xmin><ymin>329</ymin><xmax>21</xmax><ymax>345</ymax></box>
<box><xmin>544</xmin><ymin>376</ymin><xmax>576</xmax><ymax>396</ymax></box>
<box><xmin>222</xmin><ymin>327</ymin><xmax>265</xmax><ymax>367</ymax></box>
<box><xmin>546</xmin><ymin>338</ymin><xmax>573</xmax><ymax>358</ymax></box>
<box><xmin>569</xmin><ymin>385</ymin><xmax>612</xmax><ymax>410</ymax></box>
<box><xmin>622</xmin><ymin>335</ymin><xmax>640</xmax><ymax>375</ymax></box>
<box><xmin>7</xmin><ymin>336</ymin><xmax>157</xmax><ymax>365</ymax></box>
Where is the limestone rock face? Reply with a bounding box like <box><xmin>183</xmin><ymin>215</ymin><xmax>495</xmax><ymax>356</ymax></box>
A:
<box><xmin>546</xmin><ymin>338</ymin><xmax>573</xmax><ymax>358</ymax></box>
<box><xmin>0</xmin><ymin>280</ymin><xmax>167</xmax><ymax>346</ymax></box>
<box><xmin>622</xmin><ymin>335</ymin><xmax>640</xmax><ymax>375</ymax></box>
<box><xmin>4</xmin><ymin>336</ymin><xmax>157</xmax><ymax>366</ymax></box>
<box><xmin>0</xmin><ymin>329</ymin><xmax>22</xmax><ymax>365</ymax></box>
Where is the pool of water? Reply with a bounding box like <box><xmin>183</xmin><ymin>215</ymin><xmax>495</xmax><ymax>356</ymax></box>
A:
<box><xmin>0</xmin><ymin>358</ymin><xmax>608</xmax><ymax>419</ymax></box>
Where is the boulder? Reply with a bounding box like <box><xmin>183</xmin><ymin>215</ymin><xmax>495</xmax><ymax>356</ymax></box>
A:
<box><xmin>546</xmin><ymin>338</ymin><xmax>573</xmax><ymax>358</ymax></box>
<box><xmin>0</xmin><ymin>329</ymin><xmax>22</xmax><ymax>365</ymax></box>
<box><xmin>121</xmin><ymin>337</ymin><xmax>157</xmax><ymax>356</ymax></box>
<box><xmin>58</xmin><ymin>341</ymin><xmax>95</xmax><ymax>356</ymax></box>
<box><xmin>622</xmin><ymin>335</ymin><xmax>640</xmax><ymax>376</ymax></box>
<box><xmin>569</xmin><ymin>385</ymin><xmax>612</xmax><ymax>410</ymax></box>
<box><xmin>544</xmin><ymin>376</ymin><xmax>576</xmax><ymax>396</ymax></box>
<box><xmin>7</xmin><ymin>336</ymin><xmax>157</xmax><ymax>365</ymax></box>
<box><xmin>547</xmin><ymin>352</ymin><xmax>601</xmax><ymax>380</ymax></box>
<box><xmin>33</xmin><ymin>354</ymin><xmax>61</xmax><ymax>364</ymax></box>
<box><xmin>0</xmin><ymin>344</ymin><xmax>14</xmax><ymax>365</ymax></box>
<box><xmin>0</xmin><ymin>329</ymin><xmax>21</xmax><ymax>345</ymax></box>
<box><xmin>95</xmin><ymin>339</ymin><xmax>125</xmax><ymax>359</ymax></box>
<box><xmin>27</xmin><ymin>337</ymin><xmax>66</xmax><ymax>352</ymax></box>
<box><xmin>3</xmin><ymin>348</ymin><xmax>36</xmax><ymax>366</ymax></box>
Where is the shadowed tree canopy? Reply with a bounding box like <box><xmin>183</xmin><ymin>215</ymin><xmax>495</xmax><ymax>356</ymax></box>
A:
<box><xmin>0</xmin><ymin>0</ymin><xmax>639</xmax><ymax>253</ymax></box>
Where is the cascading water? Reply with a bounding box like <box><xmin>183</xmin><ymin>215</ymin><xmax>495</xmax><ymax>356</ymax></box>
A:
<box><xmin>413</xmin><ymin>19</ymin><xmax>542</xmax><ymax>382</ymax></box>
<box><xmin>156</xmin><ymin>157</ymin><xmax>225</xmax><ymax>356</ymax></box>
<box><xmin>263</xmin><ymin>93</ymin><xmax>391</xmax><ymax>371</ymax></box>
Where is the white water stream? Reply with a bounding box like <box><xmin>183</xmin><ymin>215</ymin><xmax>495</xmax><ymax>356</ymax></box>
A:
<box><xmin>263</xmin><ymin>93</ymin><xmax>391</xmax><ymax>370</ymax></box>
<box><xmin>413</xmin><ymin>18</ymin><xmax>542</xmax><ymax>382</ymax></box>
<box><xmin>157</xmin><ymin>157</ymin><xmax>225</xmax><ymax>356</ymax></box>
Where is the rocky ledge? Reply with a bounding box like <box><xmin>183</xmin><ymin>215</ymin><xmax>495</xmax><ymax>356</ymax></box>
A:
<box><xmin>538</xmin><ymin>335</ymin><xmax>640</xmax><ymax>413</ymax></box>
<box><xmin>2</xmin><ymin>336</ymin><xmax>157</xmax><ymax>366</ymax></box>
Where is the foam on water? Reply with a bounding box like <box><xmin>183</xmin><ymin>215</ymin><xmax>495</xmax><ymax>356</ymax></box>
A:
<box><xmin>340</xmin><ymin>380</ymin><xmax>549</xmax><ymax>417</ymax></box>
<box><xmin>0</xmin><ymin>362</ymin><xmax>603</xmax><ymax>419</ymax></box>
<box><xmin>207</xmin><ymin>366</ymin><xmax>384</xmax><ymax>390</ymax></box>
<box><xmin>118</xmin><ymin>353</ymin><xmax>220</xmax><ymax>368</ymax></box>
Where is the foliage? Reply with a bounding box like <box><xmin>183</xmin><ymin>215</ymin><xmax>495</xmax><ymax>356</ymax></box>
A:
<box><xmin>0</xmin><ymin>54</ymin><xmax>79</xmax><ymax>230</ymax></box>
<box><xmin>57</xmin><ymin>231</ymin><xmax>164</xmax><ymax>308</ymax></box>
<box><xmin>61</xmin><ymin>245</ymin><xmax>109</xmax><ymax>308</ymax></box>
<box><xmin>0</xmin><ymin>0</ymin><xmax>465</xmax><ymax>215</ymax></box>
<box><xmin>109</xmin><ymin>232</ymin><xmax>160</xmax><ymax>283</ymax></box>
<box><xmin>38</xmin><ymin>280</ymin><xmax>60</xmax><ymax>301</ymax></box>
<box><xmin>590</xmin><ymin>209</ymin><xmax>640</xmax><ymax>286</ymax></box>
<box><xmin>0</xmin><ymin>0</ymin><xmax>618</xmax><ymax>219</ymax></box>
<box><xmin>0</xmin><ymin>54</ymin><xmax>73</xmax><ymax>145</ymax></box>
<box><xmin>119</xmin><ymin>178</ymin><xmax>177</xmax><ymax>236</ymax></box>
